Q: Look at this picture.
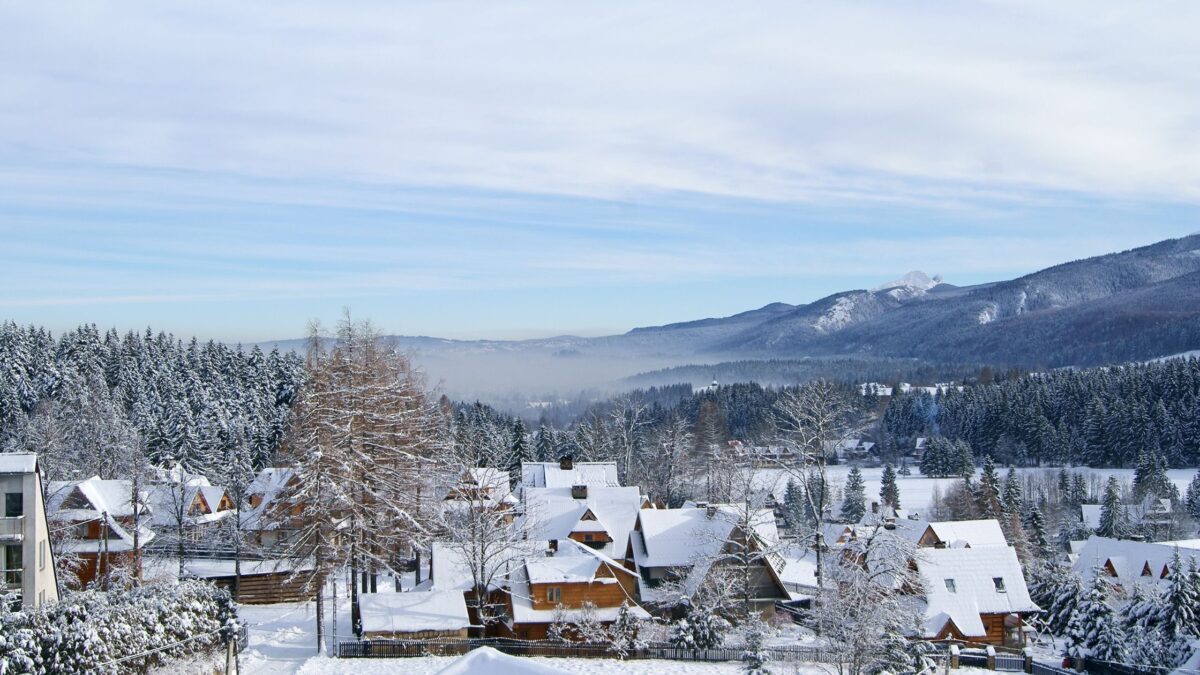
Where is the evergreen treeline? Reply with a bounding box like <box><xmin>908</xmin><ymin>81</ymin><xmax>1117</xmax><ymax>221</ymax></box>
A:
<box><xmin>0</xmin><ymin>322</ymin><xmax>304</xmax><ymax>478</ymax></box>
<box><xmin>881</xmin><ymin>358</ymin><xmax>1200</xmax><ymax>467</ymax></box>
<box><xmin>623</xmin><ymin>358</ymin><xmax>981</xmax><ymax>390</ymax></box>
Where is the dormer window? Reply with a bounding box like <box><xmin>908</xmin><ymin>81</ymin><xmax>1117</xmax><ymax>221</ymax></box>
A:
<box><xmin>993</xmin><ymin>577</ymin><xmax>1006</xmax><ymax>592</ymax></box>
<box><xmin>944</xmin><ymin>579</ymin><xmax>956</xmax><ymax>593</ymax></box>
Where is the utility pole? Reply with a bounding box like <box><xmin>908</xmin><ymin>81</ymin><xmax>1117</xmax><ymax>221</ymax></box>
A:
<box><xmin>101</xmin><ymin>511</ymin><xmax>110</xmax><ymax>590</ymax></box>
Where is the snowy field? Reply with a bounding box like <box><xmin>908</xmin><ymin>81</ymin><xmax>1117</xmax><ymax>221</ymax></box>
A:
<box><xmin>755</xmin><ymin>466</ymin><xmax>1199</xmax><ymax>511</ymax></box>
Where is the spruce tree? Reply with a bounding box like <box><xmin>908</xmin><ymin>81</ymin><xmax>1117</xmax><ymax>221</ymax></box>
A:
<box><xmin>1097</xmin><ymin>476</ymin><xmax>1129</xmax><ymax>538</ymax></box>
<box><xmin>976</xmin><ymin>457</ymin><xmax>1002</xmax><ymax>518</ymax></box>
<box><xmin>1185</xmin><ymin>470</ymin><xmax>1200</xmax><ymax>521</ymax></box>
<box><xmin>879</xmin><ymin>463</ymin><xmax>900</xmax><ymax>510</ymax></box>
<box><xmin>1066</xmin><ymin>570</ymin><xmax>1121</xmax><ymax>660</ymax></box>
<box><xmin>840</xmin><ymin>465</ymin><xmax>867</xmax><ymax>523</ymax></box>
<box><xmin>1161</xmin><ymin>551</ymin><xmax>1200</xmax><ymax>643</ymax></box>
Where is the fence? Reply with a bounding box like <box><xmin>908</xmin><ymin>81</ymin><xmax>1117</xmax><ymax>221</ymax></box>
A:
<box><xmin>336</xmin><ymin>637</ymin><xmax>838</xmax><ymax>663</ymax></box>
<box><xmin>994</xmin><ymin>652</ymin><xmax>1026</xmax><ymax>672</ymax></box>
<box><xmin>1031</xmin><ymin>662</ymin><xmax>1075</xmax><ymax>675</ymax></box>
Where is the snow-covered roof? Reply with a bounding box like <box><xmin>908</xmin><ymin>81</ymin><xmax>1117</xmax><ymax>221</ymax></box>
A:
<box><xmin>632</xmin><ymin>504</ymin><xmax>778</xmax><ymax>569</ymax></box>
<box><xmin>243</xmin><ymin>467</ymin><xmax>298</xmax><ymax>529</ymax></box>
<box><xmin>924</xmin><ymin>519</ymin><xmax>1008</xmax><ymax>548</ymax></box>
<box><xmin>428</xmin><ymin>540</ymin><xmax>541</xmax><ymax>592</ymax></box>
<box><xmin>522</xmin><ymin>486</ymin><xmax>642</xmax><ymax>558</ymax></box>
<box><xmin>1080</xmin><ymin>504</ymin><xmax>1103</xmax><ymax>530</ymax></box>
<box><xmin>524</xmin><ymin>554</ymin><xmax>603</xmax><ymax>585</ymax></box>
<box><xmin>434</xmin><ymin>646</ymin><xmax>570</xmax><ymax>675</ymax></box>
<box><xmin>45</xmin><ymin>477</ymin><xmax>156</xmax><ymax>553</ymax></box>
<box><xmin>520</xmin><ymin>462</ymin><xmax>619</xmax><ymax>490</ymax></box>
<box><xmin>360</xmin><ymin>590</ymin><xmax>472</xmax><ymax>635</ymax></box>
<box><xmin>915</xmin><ymin>546</ymin><xmax>1038</xmax><ymax>638</ymax></box>
<box><xmin>1071</xmin><ymin>536</ymin><xmax>1198</xmax><ymax>588</ymax></box>
<box><xmin>180</xmin><ymin>557</ymin><xmax>315</xmax><ymax>578</ymax></box>
<box><xmin>0</xmin><ymin>453</ymin><xmax>37</xmax><ymax>474</ymax></box>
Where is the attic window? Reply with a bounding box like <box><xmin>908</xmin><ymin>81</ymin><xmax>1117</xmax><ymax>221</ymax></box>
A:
<box><xmin>944</xmin><ymin>579</ymin><xmax>956</xmax><ymax>593</ymax></box>
<box><xmin>993</xmin><ymin>577</ymin><xmax>1006</xmax><ymax>593</ymax></box>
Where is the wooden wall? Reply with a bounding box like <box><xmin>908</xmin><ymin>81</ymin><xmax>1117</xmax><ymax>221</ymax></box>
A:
<box><xmin>206</xmin><ymin>571</ymin><xmax>316</xmax><ymax>605</ymax></box>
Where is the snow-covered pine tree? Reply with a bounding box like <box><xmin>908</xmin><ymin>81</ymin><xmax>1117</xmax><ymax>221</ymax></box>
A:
<box><xmin>976</xmin><ymin>456</ymin><xmax>1002</xmax><ymax>518</ymax></box>
<box><xmin>1066</xmin><ymin>570</ymin><xmax>1122</xmax><ymax>660</ymax></box>
<box><xmin>1186</xmin><ymin>470</ymin><xmax>1200</xmax><ymax>521</ymax></box>
<box><xmin>608</xmin><ymin>602</ymin><xmax>646</xmax><ymax>659</ymax></box>
<box><xmin>840</xmin><ymin>465</ymin><xmax>867</xmax><ymax>523</ymax></box>
<box><xmin>879</xmin><ymin>463</ymin><xmax>900</xmax><ymax>510</ymax></box>
<box><xmin>1097</xmin><ymin>476</ymin><xmax>1130</xmax><ymax>538</ymax></box>
<box><xmin>669</xmin><ymin>599</ymin><xmax>729</xmax><ymax>650</ymax></box>
<box><xmin>739</xmin><ymin>615</ymin><xmax>772</xmax><ymax>675</ymax></box>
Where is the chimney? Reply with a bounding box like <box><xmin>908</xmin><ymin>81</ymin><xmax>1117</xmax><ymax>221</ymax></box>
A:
<box><xmin>546</xmin><ymin>539</ymin><xmax>558</xmax><ymax>556</ymax></box>
<box><xmin>706</xmin><ymin>505</ymin><xmax>717</xmax><ymax>520</ymax></box>
<box><xmin>571</xmin><ymin>485</ymin><xmax>588</xmax><ymax>500</ymax></box>
<box><xmin>560</xmin><ymin>455</ymin><xmax>574</xmax><ymax>471</ymax></box>
<box><xmin>871</xmin><ymin>501</ymin><xmax>880</xmax><ymax>514</ymax></box>
<box><xmin>694</xmin><ymin>501</ymin><xmax>708</xmax><ymax>509</ymax></box>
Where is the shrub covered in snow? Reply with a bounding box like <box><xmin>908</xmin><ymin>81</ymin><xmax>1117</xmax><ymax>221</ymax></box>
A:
<box><xmin>0</xmin><ymin>580</ymin><xmax>236</xmax><ymax>674</ymax></box>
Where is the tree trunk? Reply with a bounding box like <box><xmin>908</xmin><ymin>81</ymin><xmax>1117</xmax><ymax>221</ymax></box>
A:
<box><xmin>315</xmin><ymin>583</ymin><xmax>325</xmax><ymax>654</ymax></box>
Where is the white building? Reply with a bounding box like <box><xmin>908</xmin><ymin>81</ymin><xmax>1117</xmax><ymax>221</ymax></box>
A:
<box><xmin>0</xmin><ymin>454</ymin><xmax>59</xmax><ymax>607</ymax></box>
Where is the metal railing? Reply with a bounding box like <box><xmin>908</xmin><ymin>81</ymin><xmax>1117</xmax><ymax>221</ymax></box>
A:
<box><xmin>0</xmin><ymin>568</ymin><xmax>23</xmax><ymax>589</ymax></box>
<box><xmin>0</xmin><ymin>516</ymin><xmax>24</xmax><ymax>540</ymax></box>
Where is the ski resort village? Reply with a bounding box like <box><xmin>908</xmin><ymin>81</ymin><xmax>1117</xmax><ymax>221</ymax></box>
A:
<box><xmin>3</xmin><ymin>321</ymin><xmax>1200</xmax><ymax>674</ymax></box>
<box><xmin>6</xmin><ymin>3</ymin><xmax>1200</xmax><ymax>673</ymax></box>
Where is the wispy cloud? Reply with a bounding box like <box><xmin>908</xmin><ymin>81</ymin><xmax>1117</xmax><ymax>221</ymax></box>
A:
<box><xmin>0</xmin><ymin>2</ymin><xmax>1198</xmax><ymax>340</ymax></box>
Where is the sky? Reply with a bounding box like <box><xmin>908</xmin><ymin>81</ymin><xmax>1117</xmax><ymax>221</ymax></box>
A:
<box><xmin>1</xmin><ymin>1</ymin><xmax>1199</xmax><ymax>342</ymax></box>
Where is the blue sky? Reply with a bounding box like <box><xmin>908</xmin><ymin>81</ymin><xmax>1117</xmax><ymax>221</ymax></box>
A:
<box><xmin>2</xmin><ymin>2</ymin><xmax>1199</xmax><ymax>341</ymax></box>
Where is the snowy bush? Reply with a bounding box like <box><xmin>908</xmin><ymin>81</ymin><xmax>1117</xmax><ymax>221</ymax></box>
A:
<box><xmin>669</xmin><ymin>599</ymin><xmax>729</xmax><ymax>650</ymax></box>
<box><xmin>0</xmin><ymin>580</ymin><xmax>236</xmax><ymax>674</ymax></box>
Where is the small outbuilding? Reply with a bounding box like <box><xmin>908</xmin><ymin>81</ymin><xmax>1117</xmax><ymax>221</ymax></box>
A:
<box><xmin>360</xmin><ymin>590</ymin><xmax>473</xmax><ymax>639</ymax></box>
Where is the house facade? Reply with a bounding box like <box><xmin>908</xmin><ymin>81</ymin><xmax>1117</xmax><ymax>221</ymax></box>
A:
<box><xmin>0</xmin><ymin>454</ymin><xmax>59</xmax><ymax>607</ymax></box>
<box><xmin>914</xmin><ymin>546</ymin><xmax>1038</xmax><ymax>647</ymax></box>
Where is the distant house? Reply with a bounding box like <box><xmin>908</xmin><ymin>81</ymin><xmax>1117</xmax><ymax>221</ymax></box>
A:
<box><xmin>0</xmin><ymin>454</ymin><xmax>59</xmax><ymax>607</ymax></box>
<box><xmin>360</xmin><ymin>590</ymin><xmax>473</xmax><ymax>639</ymax></box>
<box><xmin>145</xmin><ymin>479</ymin><xmax>235</xmax><ymax>550</ymax></box>
<box><xmin>1071</xmin><ymin>536</ymin><xmax>1200</xmax><ymax>590</ymax></box>
<box><xmin>243</xmin><ymin>468</ymin><xmax>302</xmax><ymax>552</ymax></box>
<box><xmin>1081</xmin><ymin>498</ymin><xmax>1177</xmax><ymax>533</ymax></box>
<box><xmin>627</xmin><ymin>502</ymin><xmax>789</xmax><ymax>616</ymax></box>
<box><xmin>918</xmin><ymin>520</ymin><xmax>1009</xmax><ymax>549</ymax></box>
<box><xmin>914</xmin><ymin>546</ymin><xmax>1039</xmax><ymax>646</ymax></box>
<box><xmin>504</xmin><ymin>539</ymin><xmax>648</xmax><ymax>640</ymax></box>
<box><xmin>728</xmin><ymin>441</ymin><xmax>798</xmax><ymax>466</ymax></box>
<box><xmin>46</xmin><ymin>476</ymin><xmax>155</xmax><ymax>588</ymax></box>
<box><xmin>520</xmin><ymin>458</ymin><xmax>620</xmax><ymax>491</ymax></box>
<box><xmin>444</xmin><ymin>467</ymin><xmax>517</xmax><ymax>514</ymax></box>
<box><xmin>822</xmin><ymin>438</ymin><xmax>876</xmax><ymax>463</ymax></box>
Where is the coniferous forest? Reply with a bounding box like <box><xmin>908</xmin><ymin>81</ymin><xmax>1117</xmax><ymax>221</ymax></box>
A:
<box><xmin>0</xmin><ymin>322</ymin><xmax>304</xmax><ymax>480</ymax></box>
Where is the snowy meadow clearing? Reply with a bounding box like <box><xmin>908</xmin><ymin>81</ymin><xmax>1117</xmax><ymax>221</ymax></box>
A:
<box><xmin>756</xmin><ymin>465</ymin><xmax>1199</xmax><ymax>511</ymax></box>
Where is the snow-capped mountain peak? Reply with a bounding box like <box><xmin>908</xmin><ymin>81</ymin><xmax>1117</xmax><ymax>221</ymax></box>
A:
<box><xmin>872</xmin><ymin>270</ymin><xmax>943</xmax><ymax>292</ymax></box>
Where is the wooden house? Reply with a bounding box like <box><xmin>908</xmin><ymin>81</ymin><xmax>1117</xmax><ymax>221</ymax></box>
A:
<box><xmin>914</xmin><ymin>546</ymin><xmax>1038</xmax><ymax>647</ymax></box>
<box><xmin>504</xmin><ymin>539</ymin><xmax>648</xmax><ymax>640</ymax></box>
<box><xmin>627</xmin><ymin>503</ymin><xmax>789</xmax><ymax>617</ymax></box>
<box><xmin>45</xmin><ymin>476</ymin><xmax>156</xmax><ymax>588</ymax></box>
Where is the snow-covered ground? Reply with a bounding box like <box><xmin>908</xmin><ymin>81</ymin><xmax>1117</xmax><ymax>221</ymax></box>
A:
<box><xmin>755</xmin><ymin>466</ymin><xmax>1199</xmax><ymax>511</ymax></box>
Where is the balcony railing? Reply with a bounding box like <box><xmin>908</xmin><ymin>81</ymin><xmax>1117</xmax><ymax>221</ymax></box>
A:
<box><xmin>0</xmin><ymin>516</ymin><xmax>24</xmax><ymax>541</ymax></box>
<box><xmin>0</xmin><ymin>568</ymin><xmax>23</xmax><ymax>590</ymax></box>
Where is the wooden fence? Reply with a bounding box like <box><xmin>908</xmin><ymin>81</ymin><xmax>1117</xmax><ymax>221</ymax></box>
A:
<box><xmin>336</xmin><ymin>637</ymin><xmax>839</xmax><ymax>663</ymax></box>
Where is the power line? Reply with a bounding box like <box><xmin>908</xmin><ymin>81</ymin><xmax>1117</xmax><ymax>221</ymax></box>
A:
<box><xmin>97</xmin><ymin>624</ymin><xmax>229</xmax><ymax>667</ymax></box>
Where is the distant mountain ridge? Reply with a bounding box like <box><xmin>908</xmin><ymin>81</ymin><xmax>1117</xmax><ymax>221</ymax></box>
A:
<box><xmin>257</xmin><ymin>234</ymin><xmax>1200</xmax><ymax>395</ymax></box>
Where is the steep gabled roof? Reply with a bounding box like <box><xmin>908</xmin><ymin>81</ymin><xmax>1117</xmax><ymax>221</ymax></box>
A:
<box><xmin>915</xmin><ymin>546</ymin><xmax>1038</xmax><ymax>638</ymax></box>
<box><xmin>1072</xmin><ymin>535</ymin><xmax>1197</xmax><ymax>588</ymax></box>
<box><xmin>522</xmin><ymin>486</ymin><xmax>641</xmax><ymax>558</ymax></box>
<box><xmin>924</xmin><ymin>519</ymin><xmax>1008</xmax><ymax>548</ymax></box>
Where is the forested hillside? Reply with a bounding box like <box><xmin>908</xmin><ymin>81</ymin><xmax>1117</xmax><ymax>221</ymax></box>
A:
<box><xmin>881</xmin><ymin>357</ymin><xmax>1200</xmax><ymax>468</ymax></box>
<box><xmin>0</xmin><ymin>322</ymin><xmax>304</xmax><ymax>479</ymax></box>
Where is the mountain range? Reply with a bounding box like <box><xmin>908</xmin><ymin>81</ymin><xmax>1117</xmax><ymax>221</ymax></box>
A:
<box><xmin>259</xmin><ymin>234</ymin><xmax>1200</xmax><ymax>397</ymax></box>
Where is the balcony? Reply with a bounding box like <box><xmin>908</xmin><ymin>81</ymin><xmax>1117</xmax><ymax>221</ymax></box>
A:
<box><xmin>1</xmin><ymin>568</ymin><xmax>22</xmax><ymax>591</ymax></box>
<box><xmin>0</xmin><ymin>517</ymin><xmax>24</xmax><ymax>542</ymax></box>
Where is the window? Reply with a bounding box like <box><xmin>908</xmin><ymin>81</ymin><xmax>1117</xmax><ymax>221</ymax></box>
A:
<box><xmin>546</xmin><ymin>587</ymin><xmax>561</xmax><ymax>603</ymax></box>
<box><xmin>583</xmin><ymin>534</ymin><xmax>593</xmax><ymax>542</ymax></box>
<box><xmin>39</xmin><ymin>540</ymin><xmax>45</xmax><ymax>570</ymax></box>
<box><xmin>4</xmin><ymin>493</ymin><xmax>21</xmax><ymax>518</ymax></box>
<box><xmin>944</xmin><ymin>579</ymin><xmax>956</xmax><ymax>593</ymax></box>
<box><xmin>993</xmin><ymin>577</ymin><xmax>1006</xmax><ymax>593</ymax></box>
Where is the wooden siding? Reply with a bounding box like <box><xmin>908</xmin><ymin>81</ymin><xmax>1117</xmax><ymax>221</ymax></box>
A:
<box><xmin>363</xmin><ymin>628</ymin><xmax>468</xmax><ymax>640</ymax></box>
<box><xmin>206</xmin><ymin>571</ymin><xmax>316</xmax><ymax>605</ymax></box>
